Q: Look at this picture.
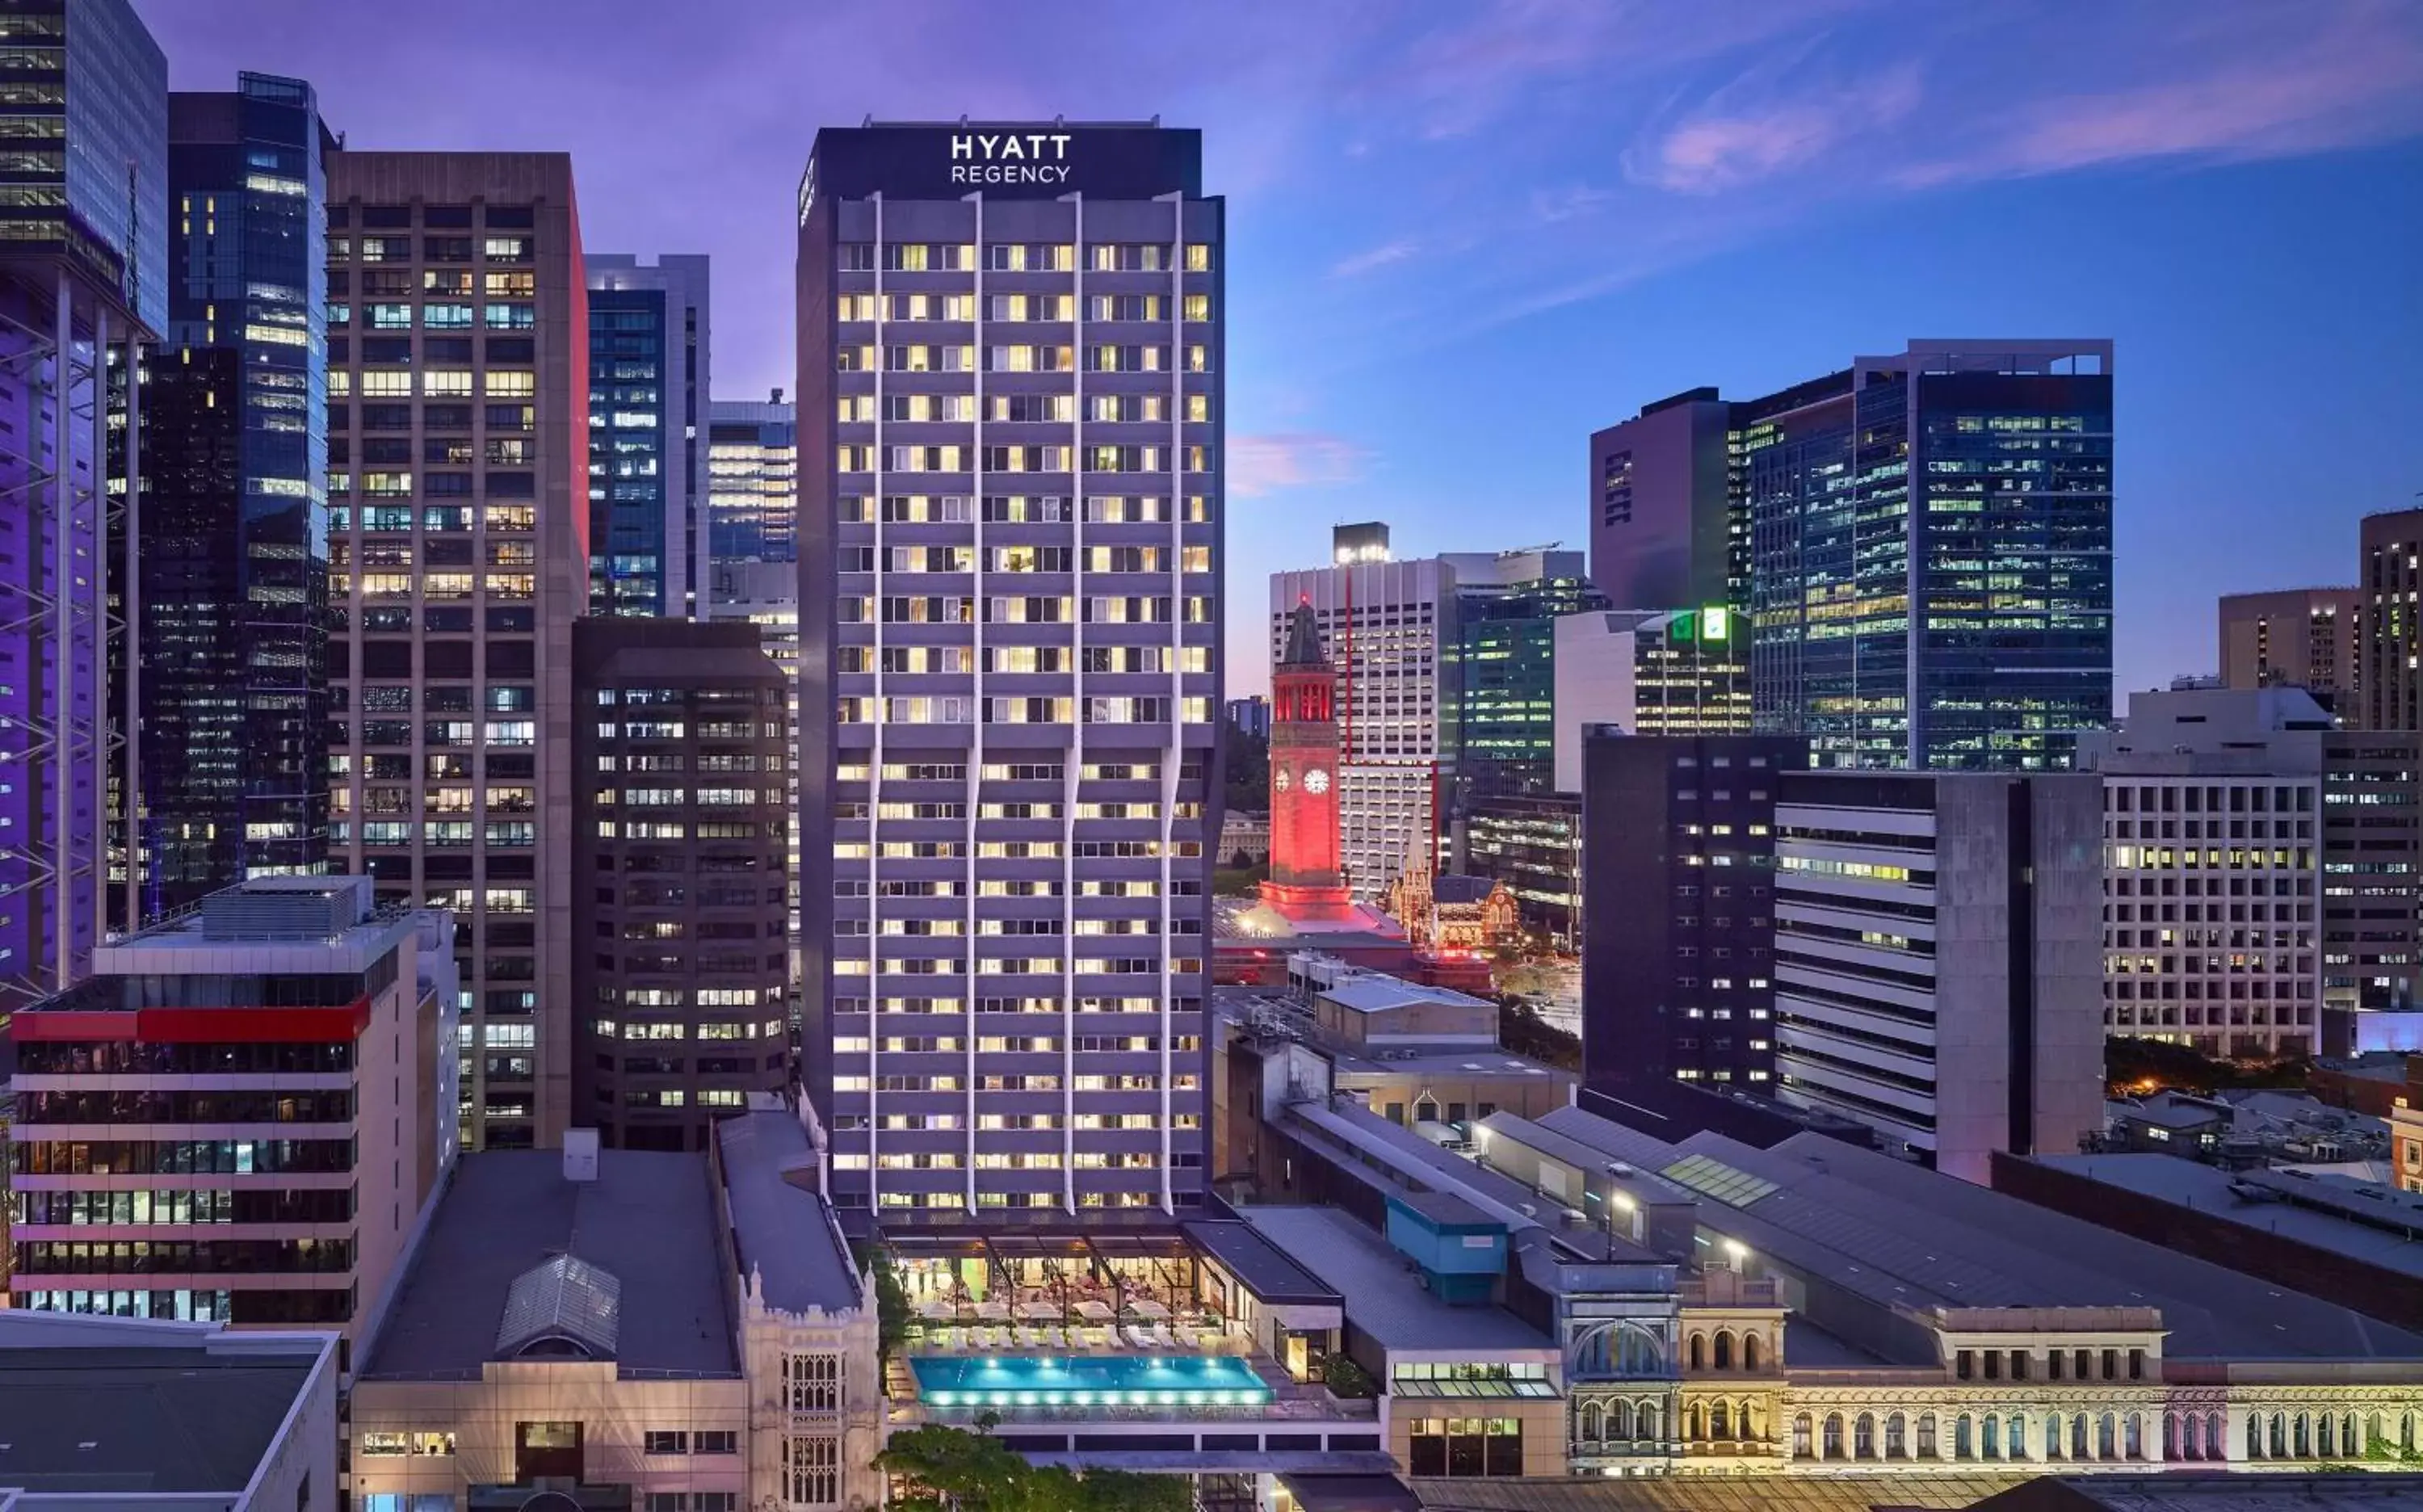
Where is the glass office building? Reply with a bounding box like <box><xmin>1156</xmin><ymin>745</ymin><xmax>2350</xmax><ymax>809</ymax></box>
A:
<box><xmin>1444</xmin><ymin>551</ymin><xmax>1604</xmax><ymax>803</ymax></box>
<box><xmin>138</xmin><ymin>74</ymin><xmax>334</xmax><ymax>914</ymax></box>
<box><xmin>0</xmin><ymin>0</ymin><xmax>164</xmax><ymax>1006</ymax></box>
<box><xmin>586</xmin><ymin>254</ymin><xmax>709</xmax><ymax>617</ymax></box>
<box><xmin>1749</xmin><ymin>341</ymin><xmax>2114</xmax><ymax>770</ymax></box>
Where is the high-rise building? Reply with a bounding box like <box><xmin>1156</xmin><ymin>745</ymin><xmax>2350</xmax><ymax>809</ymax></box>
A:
<box><xmin>706</xmin><ymin>393</ymin><xmax>800</xmax><ymax>950</ymax></box>
<box><xmin>324</xmin><ymin>152</ymin><xmax>586</xmax><ymax>1151</ymax></box>
<box><xmin>573</xmin><ymin>616</ymin><xmax>792</xmax><ymax>1151</ymax></box>
<box><xmin>2362</xmin><ymin>509</ymin><xmax>2423</xmax><ymax>732</ymax></box>
<box><xmin>1549</xmin><ymin>607</ymin><xmax>1752</xmax><ymax>792</ymax></box>
<box><xmin>1331</xmin><ymin>520</ymin><xmax>1389</xmax><ymax>565</ymax></box>
<box><xmin>0</xmin><ymin>0</ymin><xmax>164</xmax><ymax>1006</ymax></box>
<box><xmin>1442</xmin><ymin>547</ymin><xmax>1604</xmax><ymax>806</ymax></box>
<box><xmin>136</xmin><ymin>75</ymin><xmax>335</xmax><ymax>917</ymax></box>
<box><xmin>1585</xmin><ymin>373</ymin><xmax>1850</xmax><ymax>616</ymax></box>
<box><xmin>1581</xmin><ymin>731</ymin><xmax>1807</xmax><ymax>1093</ymax></box>
<box><xmin>1772</xmin><ymin>770</ymin><xmax>2107</xmax><ymax>1182</ymax></box>
<box><xmin>796</xmin><ymin>122</ymin><xmax>1222</xmax><ymax>1216</ymax></box>
<box><xmin>1223</xmin><ymin>694</ymin><xmax>1268</xmax><ymax>740</ymax></box>
<box><xmin>2218</xmin><ymin>586</ymin><xmax>2362</xmax><ymax>709</ymax></box>
<box><xmin>1459</xmin><ymin>792</ymin><xmax>1582</xmax><ymax>947</ymax></box>
<box><xmin>2080</xmin><ymin>684</ymin><xmax>2421</xmax><ymax>1058</ymax></box>
<box><xmin>6</xmin><ymin>876</ymin><xmax>457</xmax><ymax>1338</ymax></box>
<box><xmin>587</xmin><ymin>253</ymin><xmax>709</xmax><ymax>617</ymax></box>
<box><xmin>1749</xmin><ymin>341</ymin><xmax>2114</xmax><ymax>771</ymax></box>
<box><xmin>1271</xmin><ymin>555</ymin><xmax>1447</xmax><ymax>897</ymax></box>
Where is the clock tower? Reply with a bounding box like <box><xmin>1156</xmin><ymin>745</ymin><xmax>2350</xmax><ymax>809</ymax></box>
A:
<box><xmin>1261</xmin><ymin>599</ymin><xmax>1355</xmax><ymax>920</ymax></box>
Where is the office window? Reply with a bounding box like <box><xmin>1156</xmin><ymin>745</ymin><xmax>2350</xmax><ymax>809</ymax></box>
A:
<box><xmin>642</xmin><ymin>1430</ymin><xmax>688</xmax><ymax>1455</ymax></box>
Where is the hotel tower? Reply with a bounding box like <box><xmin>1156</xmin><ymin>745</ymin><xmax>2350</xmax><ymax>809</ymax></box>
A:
<box><xmin>795</xmin><ymin>123</ymin><xmax>1224</xmax><ymax>1216</ymax></box>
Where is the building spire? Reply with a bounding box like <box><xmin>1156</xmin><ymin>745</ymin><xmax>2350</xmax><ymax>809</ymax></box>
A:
<box><xmin>1279</xmin><ymin>598</ymin><xmax>1328</xmax><ymax>670</ymax></box>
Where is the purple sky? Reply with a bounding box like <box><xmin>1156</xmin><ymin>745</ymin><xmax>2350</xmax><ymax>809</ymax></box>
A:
<box><xmin>140</xmin><ymin>0</ymin><xmax>2423</xmax><ymax>699</ymax></box>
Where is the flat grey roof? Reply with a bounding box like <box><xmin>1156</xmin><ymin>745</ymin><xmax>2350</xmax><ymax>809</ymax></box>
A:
<box><xmin>363</xmin><ymin>1149</ymin><xmax>738</xmax><ymax>1379</ymax></box>
<box><xmin>1321</xmin><ymin>977</ymin><xmax>1493</xmax><ymax>1014</ymax></box>
<box><xmin>1234</xmin><ymin>1206</ymin><xmax>1553</xmax><ymax>1354</ymax></box>
<box><xmin>2036</xmin><ymin>1154</ymin><xmax>2423</xmax><ymax>1280</ymax></box>
<box><xmin>1392</xmin><ymin>1190</ymin><xmax>1497</xmax><ymax>1229</ymax></box>
<box><xmin>1287</xmin><ymin>1098</ymin><xmax>1658</xmax><ymax>1263</ymax></box>
<box><xmin>1533</xmin><ymin>1111</ymin><xmax>2423</xmax><ymax>1362</ymax></box>
<box><xmin>1181</xmin><ymin>1219</ymin><xmax>1341</xmax><ymax>1306</ymax></box>
<box><xmin>716</xmin><ymin>1106</ymin><xmax>863</xmax><ymax>1317</ymax></box>
<box><xmin>0</xmin><ymin>1344</ymin><xmax>315</xmax><ymax>1493</ymax></box>
<box><xmin>1331</xmin><ymin>1045</ymin><xmax>1569</xmax><ymax>1080</ymax></box>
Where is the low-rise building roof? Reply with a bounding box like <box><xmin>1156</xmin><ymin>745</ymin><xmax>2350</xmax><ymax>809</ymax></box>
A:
<box><xmin>716</xmin><ymin>1102</ymin><xmax>863</xmax><ymax>1317</ymax></box>
<box><xmin>0</xmin><ymin>1313</ymin><xmax>332</xmax><ymax>1500</ymax></box>
<box><xmin>1235</xmin><ymin>1205</ymin><xmax>1554</xmax><ymax>1354</ymax></box>
<box><xmin>362</xmin><ymin>1148</ymin><xmax>738</xmax><ymax>1379</ymax></box>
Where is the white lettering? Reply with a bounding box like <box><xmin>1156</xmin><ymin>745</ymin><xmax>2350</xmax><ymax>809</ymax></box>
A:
<box><xmin>950</xmin><ymin>135</ymin><xmax>974</xmax><ymax>161</ymax></box>
<box><xmin>948</xmin><ymin>164</ymin><xmax>1074</xmax><ymax>185</ymax></box>
<box><xmin>1049</xmin><ymin>133</ymin><xmax>1072</xmax><ymax>159</ymax></box>
<box><xmin>999</xmin><ymin>135</ymin><xmax>1025</xmax><ymax>161</ymax></box>
<box><xmin>978</xmin><ymin>133</ymin><xmax>1001</xmax><ymax>160</ymax></box>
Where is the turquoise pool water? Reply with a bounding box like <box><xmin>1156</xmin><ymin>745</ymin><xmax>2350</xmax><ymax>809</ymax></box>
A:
<box><xmin>911</xmin><ymin>1354</ymin><xmax>1272</xmax><ymax>1407</ymax></box>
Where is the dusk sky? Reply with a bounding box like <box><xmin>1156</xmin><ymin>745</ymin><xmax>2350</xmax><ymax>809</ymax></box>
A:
<box><xmin>141</xmin><ymin>0</ymin><xmax>2423</xmax><ymax>699</ymax></box>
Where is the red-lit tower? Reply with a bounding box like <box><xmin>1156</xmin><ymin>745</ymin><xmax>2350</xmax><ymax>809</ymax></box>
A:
<box><xmin>1261</xmin><ymin>599</ymin><xmax>1356</xmax><ymax>920</ymax></box>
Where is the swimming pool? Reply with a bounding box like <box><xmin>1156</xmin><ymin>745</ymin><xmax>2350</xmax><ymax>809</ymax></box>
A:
<box><xmin>910</xmin><ymin>1354</ymin><xmax>1273</xmax><ymax>1407</ymax></box>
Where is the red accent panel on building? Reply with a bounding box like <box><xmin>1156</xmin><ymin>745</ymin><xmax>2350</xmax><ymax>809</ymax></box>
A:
<box><xmin>9</xmin><ymin>998</ymin><xmax>372</xmax><ymax>1044</ymax></box>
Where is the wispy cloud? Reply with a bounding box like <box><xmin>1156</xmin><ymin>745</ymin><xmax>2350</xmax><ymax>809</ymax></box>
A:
<box><xmin>1228</xmin><ymin>434</ymin><xmax>1369</xmax><ymax>498</ymax></box>
<box><xmin>1329</xmin><ymin>238</ymin><xmax>1421</xmax><ymax>278</ymax></box>
<box><xmin>1892</xmin><ymin>7</ymin><xmax>2423</xmax><ymax>188</ymax></box>
<box><xmin>1626</xmin><ymin>57</ymin><xmax>1922</xmax><ymax>194</ymax></box>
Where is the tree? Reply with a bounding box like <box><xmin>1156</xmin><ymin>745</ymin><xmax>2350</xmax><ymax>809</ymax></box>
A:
<box><xmin>851</xmin><ymin>1241</ymin><xmax>912</xmax><ymax>1364</ymax></box>
<box><xmin>1498</xmin><ymin>995</ymin><xmax>1581</xmax><ymax>1072</ymax></box>
<box><xmin>877</xmin><ymin>1425</ymin><xmax>1191</xmax><ymax>1512</ymax></box>
<box><xmin>1223</xmin><ymin>719</ymin><xmax>1268</xmax><ymax>813</ymax></box>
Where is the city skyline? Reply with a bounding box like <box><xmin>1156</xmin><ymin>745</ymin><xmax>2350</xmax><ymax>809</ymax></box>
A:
<box><xmin>136</xmin><ymin>0</ymin><xmax>2423</xmax><ymax>698</ymax></box>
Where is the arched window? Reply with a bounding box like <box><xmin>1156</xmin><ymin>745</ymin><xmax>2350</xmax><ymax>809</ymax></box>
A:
<box><xmin>1745</xmin><ymin>1331</ymin><xmax>1763</xmax><ymax>1371</ymax></box>
<box><xmin>1687</xmin><ymin>1401</ymin><xmax>1706</xmax><ymax>1442</ymax></box>
<box><xmin>1711</xmin><ymin>1401</ymin><xmax>1731</xmax><ymax>1440</ymax></box>
<box><xmin>2371</xmin><ymin>1413</ymin><xmax>2387</xmax><ymax>1457</ymax></box>
<box><xmin>1740</xmin><ymin>1402</ymin><xmax>1760</xmax><ymax>1442</ymax></box>
<box><xmin>1794</xmin><ymin>1413</ymin><xmax>1813</xmax><ymax>1459</ymax></box>
<box><xmin>2125</xmin><ymin>1414</ymin><xmax>2144</xmax><ymax>1460</ymax></box>
<box><xmin>1886</xmin><ymin>1412</ymin><xmax>1907</xmax><ymax>1458</ymax></box>
<box><xmin>2345</xmin><ymin>1413</ymin><xmax>2360</xmax><ymax>1458</ymax></box>
<box><xmin>1579</xmin><ymin>1401</ymin><xmax>1602</xmax><ymax>1443</ymax></box>
<box><xmin>2046</xmin><ymin>1413</ymin><xmax>2064</xmax><ymax>1460</ymax></box>
<box><xmin>2245</xmin><ymin>1413</ymin><xmax>2262</xmax><ymax>1460</ymax></box>
<box><xmin>1982</xmin><ymin>1414</ymin><xmax>2000</xmax><ymax>1460</ymax></box>
<box><xmin>1714</xmin><ymin>1330</ymin><xmax>1734</xmax><ymax>1371</ymax></box>
<box><xmin>2072</xmin><ymin>1415</ymin><xmax>2090</xmax><ymax>1461</ymax></box>
<box><xmin>1955</xmin><ymin>1414</ymin><xmax>1973</xmax><ymax>1460</ymax></box>
<box><xmin>2099</xmin><ymin>1413</ymin><xmax>2118</xmax><ymax>1460</ymax></box>
<box><xmin>1640</xmin><ymin>1400</ymin><xmax>1661</xmax><ymax>1442</ymax></box>
<box><xmin>1917</xmin><ymin>1413</ymin><xmax>1938</xmax><ymax>1458</ymax></box>
<box><xmin>1573</xmin><ymin>1326</ymin><xmax>1610</xmax><ymax>1378</ymax></box>
<box><xmin>2208</xmin><ymin>1412</ymin><xmax>2225</xmax><ymax>1460</ymax></box>
<box><xmin>1611</xmin><ymin>1399</ymin><xmax>1634</xmax><ymax>1441</ymax></box>
<box><xmin>2270</xmin><ymin>1412</ymin><xmax>2287</xmax><ymax>1460</ymax></box>
<box><xmin>2318</xmin><ymin>1413</ymin><xmax>2334</xmax><ymax>1459</ymax></box>
<box><xmin>1823</xmin><ymin>1413</ymin><xmax>1845</xmax><ymax>1459</ymax></box>
<box><xmin>2295</xmin><ymin>1413</ymin><xmax>2311</xmax><ymax>1460</ymax></box>
<box><xmin>1614</xmin><ymin>1324</ymin><xmax>1661</xmax><ymax>1377</ymax></box>
<box><xmin>2009</xmin><ymin>1413</ymin><xmax>2027</xmax><ymax>1460</ymax></box>
<box><xmin>1688</xmin><ymin>1333</ymin><xmax>1706</xmax><ymax>1371</ymax></box>
<box><xmin>2164</xmin><ymin>1413</ymin><xmax>2180</xmax><ymax>1461</ymax></box>
<box><xmin>1856</xmin><ymin>1413</ymin><xmax>1877</xmax><ymax>1460</ymax></box>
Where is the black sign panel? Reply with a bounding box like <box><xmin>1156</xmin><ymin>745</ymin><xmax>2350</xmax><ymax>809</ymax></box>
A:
<box><xmin>804</xmin><ymin>125</ymin><xmax>1203</xmax><ymax>211</ymax></box>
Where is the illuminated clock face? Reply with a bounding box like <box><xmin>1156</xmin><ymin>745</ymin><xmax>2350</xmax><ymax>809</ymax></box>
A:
<box><xmin>1304</xmin><ymin>768</ymin><xmax>1331</xmax><ymax>795</ymax></box>
<box><xmin>1273</xmin><ymin>768</ymin><xmax>1291</xmax><ymax>792</ymax></box>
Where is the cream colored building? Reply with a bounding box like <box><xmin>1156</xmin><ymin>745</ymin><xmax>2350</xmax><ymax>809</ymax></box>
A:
<box><xmin>351</xmin><ymin>1103</ymin><xmax>882</xmax><ymax>1511</ymax></box>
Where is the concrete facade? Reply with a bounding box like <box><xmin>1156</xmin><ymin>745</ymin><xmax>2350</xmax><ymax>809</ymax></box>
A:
<box><xmin>2219</xmin><ymin>586</ymin><xmax>2361</xmax><ymax>708</ymax></box>
<box><xmin>1774</xmin><ymin>771</ymin><xmax>2106</xmax><ymax>1181</ymax></box>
